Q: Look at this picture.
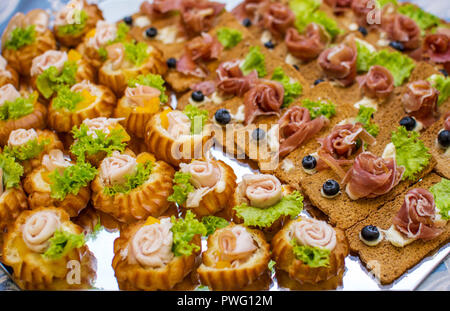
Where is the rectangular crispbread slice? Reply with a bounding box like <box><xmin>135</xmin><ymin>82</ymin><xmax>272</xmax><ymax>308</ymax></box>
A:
<box><xmin>344</xmin><ymin>173</ymin><xmax>450</xmax><ymax>285</ymax></box>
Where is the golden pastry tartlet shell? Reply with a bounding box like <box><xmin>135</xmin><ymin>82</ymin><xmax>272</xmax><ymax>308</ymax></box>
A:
<box><xmin>0</xmin><ymin>64</ymin><xmax>19</xmax><ymax>89</ymax></box>
<box><xmin>0</xmin><ymin>186</ymin><xmax>29</xmax><ymax>230</ymax></box>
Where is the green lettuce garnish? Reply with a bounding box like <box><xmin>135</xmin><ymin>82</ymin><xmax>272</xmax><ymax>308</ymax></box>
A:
<box><xmin>302</xmin><ymin>99</ymin><xmax>336</xmax><ymax>119</ymax></box>
<box><xmin>97</xmin><ymin>22</ymin><xmax>131</xmax><ymax>60</ymax></box>
<box><xmin>57</xmin><ymin>10</ymin><xmax>88</xmax><ymax>35</ymax></box>
<box><xmin>271</xmin><ymin>67</ymin><xmax>303</xmax><ymax>107</ymax></box>
<box><xmin>168</xmin><ymin>171</ymin><xmax>195</xmax><ymax>205</ymax></box>
<box><xmin>291</xmin><ymin>240</ymin><xmax>330</xmax><ymax>268</ymax></box>
<box><xmin>4</xmin><ymin>25</ymin><xmax>36</xmax><ymax>50</ymax></box>
<box><xmin>240</xmin><ymin>46</ymin><xmax>267</xmax><ymax>78</ymax></box>
<box><xmin>103</xmin><ymin>161</ymin><xmax>153</xmax><ymax>196</ymax></box>
<box><xmin>124</xmin><ymin>41</ymin><xmax>149</xmax><ymax>66</ymax></box>
<box><xmin>375</xmin><ymin>0</ymin><xmax>398</xmax><ymax>7</ymax></box>
<box><xmin>52</xmin><ymin>86</ymin><xmax>84</xmax><ymax>112</ymax></box>
<box><xmin>355</xmin><ymin>106</ymin><xmax>379</xmax><ymax>137</ymax></box>
<box><xmin>201</xmin><ymin>216</ymin><xmax>229</xmax><ymax>236</ymax></box>
<box><xmin>42</xmin><ymin>230</ymin><xmax>85</xmax><ymax>260</ymax></box>
<box><xmin>398</xmin><ymin>4</ymin><xmax>441</xmax><ymax>30</ymax></box>
<box><xmin>429</xmin><ymin>178</ymin><xmax>450</xmax><ymax>220</ymax></box>
<box><xmin>216</xmin><ymin>27</ymin><xmax>242</xmax><ymax>49</ymax></box>
<box><xmin>183</xmin><ymin>104</ymin><xmax>209</xmax><ymax>135</ymax></box>
<box><xmin>170</xmin><ymin>210</ymin><xmax>206</xmax><ymax>257</ymax></box>
<box><xmin>355</xmin><ymin>40</ymin><xmax>415</xmax><ymax>86</ymax></box>
<box><xmin>98</xmin><ymin>47</ymin><xmax>108</xmax><ymax>61</ymax></box>
<box><xmin>128</xmin><ymin>74</ymin><xmax>168</xmax><ymax>103</ymax></box>
<box><xmin>268</xmin><ymin>259</ymin><xmax>276</xmax><ymax>274</ymax></box>
<box><xmin>48</xmin><ymin>161</ymin><xmax>97</xmax><ymax>201</ymax></box>
<box><xmin>391</xmin><ymin>126</ymin><xmax>431</xmax><ymax>181</ymax></box>
<box><xmin>3</xmin><ymin>138</ymin><xmax>49</xmax><ymax>161</ymax></box>
<box><xmin>428</xmin><ymin>74</ymin><xmax>450</xmax><ymax>106</ymax></box>
<box><xmin>70</xmin><ymin>124</ymin><xmax>127</xmax><ymax>163</ymax></box>
<box><xmin>0</xmin><ymin>93</ymin><xmax>36</xmax><ymax>120</ymax></box>
<box><xmin>0</xmin><ymin>153</ymin><xmax>23</xmax><ymax>189</ymax></box>
<box><xmin>36</xmin><ymin>61</ymin><xmax>78</xmax><ymax>99</ymax></box>
<box><xmin>233</xmin><ymin>191</ymin><xmax>303</xmax><ymax>228</ymax></box>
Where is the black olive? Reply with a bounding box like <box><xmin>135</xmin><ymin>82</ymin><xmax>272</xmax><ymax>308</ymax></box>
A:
<box><xmin>361</xmin><ymin>225</ymin><xmax>380</xmax><ymax>242</ymax></box>
<box><xmin>264</xmin><ymin>41</ymin><xmax>275</xmax><ymax>49</ymax></box>
<box><xmin>399</xmin><ymin>116</ymin><xmax>416</xmax><ymax>131</ymax></box>
<box><xmin>166</xmin><ymin>57</ymin><xmax>177</xmax><ymax>69</ymax></box>
<box><xmin>358</xmin><ymin>26</ymin><xmax>368</xmax><ymax>36</ymax></box>
<box><xmin>214</xmin><ymin>109</ymin><xmax>231</xmax><ymax>125</ymax></box>
<box><xmin>146</xmin><ymin>27</ymin><xmax>158</xmax><ymax>38</ymax></box>
<box><xmin>389</xmin><ymin>41</ymin><xmax>405</xmax><ymax>52</ymax></box>
<box><xmin>322</xmin><ymin>179</ymin><xmax>340</xmax><ymax>196</ymax></box>
<box><xmin>123</xmin><ymin>16</ymin><xmax>133</xmax><ymax>25</ymax></box>
<box><xmin>439</xmin><ymin>69</ymin><xmax>448</xmax><ymax>77</ymax></box>
<box><xmin>242</xmin><ymin>18</ymin><xmax>252</xmax><ymax>27</ymax></box>
<box><xmin>438</xmin><ymin>130</ymin><xmax>450</xmax><ymax>148</ymax></box>
<box><xmin>314</xmin><ymin>79</ymin><xmax>324</xmax><ymax>86</ymax></box>
<box><xmin>302</xmin><ymin>155</ymin><xmax>317</xmax><ymax>170</ymax></box>
<box><xmin>191</xmin><ymin>91</ymin><xmax>204</xmax><ymax>102</ymax></box>
<box><xmin>252</xmin><ymin>128</ymin><xmax>266</xmax><ymax>141</ymax></box>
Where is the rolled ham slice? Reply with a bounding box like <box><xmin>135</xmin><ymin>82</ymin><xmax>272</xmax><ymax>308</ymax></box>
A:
<box><xmin>31</xmin><ymin>50</ymin><xmax>68</xmax><ymax>77</ymax></box>
<box><xmin>402</xmin><ymin>80</ymin><xmax>439</xmax><ymax>128</ymax></box>
<box><xmin>261</xmin><ymin>2</ymin><xmax>295</xmax><ymax>38</ymax></box>
<box><xmin>99</xmin><ymin>151</ymin><xmax>138</xmax><ymax>186</ymax></box>
<box><xmin>8</xmin><ymin>128</ymin><xmax>38</xmax><ymax>147</ymax></box>
<box><xmin>218</xmin><ymin>225</ymin><xmax>257</xmax><ymax>262</ymax></box>
<box><xmin>423</xmin><ymin>33</ymin><xmax>450</xmax><ymax>64</ymax></box>
<box><xmin>22</xmin><ymin>210</ymin><xmax>60</xmax><ymax>253</ymax></box>
<box><xmin>43</xmin><ymin>149</ymin><xmax>72</xmax><ymax>175</ymax></box>
<box><xmin>291</xmin><ymin>218</ymin><xmax>337</xmax><ymax>251</ymax></box>
<box><xmin>166</xmin><ymin>110</ymin><xmax>191</xmax><ymax>138</ymax></box>
<box><xmin>318</xmin><ymin>43</ymin><xmax>357</xmax><ymax>87</ymax></box>
<box><xmin>0</xmin><ymin>84</ymin><xmax>21</xmax><ymax>107</ymax></box>
<box><xmin>238</xmin><ymin>174</ymin><xmax>282</xmax><ymax>208</ymax></box>
<box><xmin>357</xmin><ymin>65</ymin><xmax>394</xmax><ymax>99</ymax></box>
<box><xmin>285</xmin><ymin>23</ymin><xmax>330</xmax><ymax>61</ymax></box>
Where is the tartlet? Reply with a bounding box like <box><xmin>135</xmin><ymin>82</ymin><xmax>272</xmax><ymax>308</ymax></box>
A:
<box><xmin>0</xmin><ymin>55</ymin><xmax>19</xmax><ymax>89</ymax></box>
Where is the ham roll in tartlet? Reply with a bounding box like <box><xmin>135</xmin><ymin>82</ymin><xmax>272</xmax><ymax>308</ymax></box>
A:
<box><xmin>2</xmin><ymin>207</ymin><xmax>96</xmax><ymax>290</ymax></box>
<box><xmin>169</xmin><ymin>158</ymin><xmax>237</xmax><ymax>218</ymax></box>
<box><xmin>197</xmin><ymin>223</ymin><xmax>271</xmax><ymax>290</ymax></box>
<box><xmin>0</xmin><ymin>84</ymin><xmax>47</xmax><ymax>146</ymax></box>
<box><xmin>272</xmin><ymin>218</ymin><xmax>349</xmax><ymax>288</ymax></box>
<box><xmin>0</xmin><ymin>55</ymin><xmax>19</xmax><ymax>89</ymax></box>
<box><xmin>98</xmin><ymin>40</ymin><xmax>167</xmax><ymax>97</ymax></box>
<box><xmin>91</xmin><ymin>151</ymin><xmax>174</xmax><ymax>223</ymax></box>
<box><xmin>4</xmin><ymin>128</ymin><xmax>63</xmax><ymax>175</ymax></box>
<box><xmin>48</xmin><ymin>80</ymin><xmax>116</xmax><ymax>133</ymax></box>
<box><xmin>145</xmin><ymin>107</ymin><xmax>213</xmax><ymax>167</ymax></box>
<box><xmin>53</xmin><ymin>0</ymin><xmax>103</xmax><ymax>48</ymax></box>
<box><xmin>228</xmin><ymin>174</ymin><xmax>304</xmax><ymax>237</ymax></box>
<box><xmin>114</xmin><ymin>74</ymin><xmax>169</xmax><ymax>138</ymax></box>
<box><xmin>23</xmin><ymin>149</ymin><xmax>96</xmax><ymax>217</ymax></box>
<box><xmin>30</xmin><ymin>49</ymin><xmax>95</xmax><ymax>100</ymax></box>
<box><xmin>1</xmin><ymin>10</ymin><xmax>56</xmax><ymax>76</ymax></box>
<box><xmin>112</xmin><ymin>212</ymin><xmax>204</xmax><ymax>290</ymax></box>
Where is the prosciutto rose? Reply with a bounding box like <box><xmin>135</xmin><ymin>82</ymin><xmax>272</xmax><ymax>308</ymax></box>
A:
<box><xmin>423</xmin><ymin>33</ymin><xmax>450</xmax><ymax>64</ymax></box>
<box><xmin>180</xmin><ymin>0</ymin><xmax>225</xmax><ymax>35</ymax></box>
<box><xmin>166</xmin><ymin>111</ymin><xmax>191</xmax><ymax>138</ymax></box>
<box><xmin>342</xmin><ymin>152</ymin><xmax>404</xmax><ymax>200</ymax></box>
<box><xmin>22</xmin><ymin>210</ymin><xmax>60</xmax><ymax>253</ymax></box>
<box><xmin>216</xmin><ymin>60</ymin><xmax>258</xmax><ymax>97</ymax></box>
<box><xmin>140</xmin><ymin>0</ymin><xmax>183</xmax><ymax>17</ymax></box>
<box><xmin>324</xmin><ymin>0</ymin><xmax>353</xmax><ymax>13</ymax></box>
<box><xmin>351</xmin><ymin>0</ymin><xmax>375</xmax><ymax>27</ymax></box>
<box><xmin>243</xmin><ymin>80</ymin><xmax>284</xmax><ymax>125</ymax></box>
<box><xmin>392</xmin><ymin>188</ymin><xmax>444</xmax><ymax>240</ymax></box>
<box><xmin>30</xmin><ymin>50</ymin><xmax>68</xmax><ymax>77</ymax></box>
<box><xmin>261</xmin><ymin>3</ymin><xmax>295</xmax><ymax>38</ymax></box>
<box><xmin>232</xmin><ymin>0</ymin><xmax>269</xmax><ymax>24</ymax></box>
<box><xmin>383</xmin><ymin>14</ymin><xmax>421</xmax><ymax>50</ymax></box>
<box><xmin>318</xmin><ymin>44</ymin><xmax>357</xmax><ymax>87</ymax></box>
<box><xmin>285</xmin><ymin>24</ymin><xmax>330</xmax><ymax>61</ymax></box>
<box><xmin>357</xmin><ymin>65</ymin><xmax>394</xmax><ymax>99</ymax></box>
<box><xmin>291</xmin><ymin>218</ymin><xmax>337</xmax><ymax>251</ymax></box>
<box><xmin>238</xmin><ymin>174</ymin><xmax>282</xmax><ymax>208</ymax></box>
<box><xmin>99</xmin><ymin>151</ymin><xmax>137</xmax><ymax>186</ymax></box>
<box><xmin>218</xmin><ymin>226</ymin><xmax>257</xmax><ymax>262</ymax></box>
<box><xmin>87</xmin><ymin>20</ymin><xmax>117</xmax><ymax>51</ymax></box>
<box><xmin>128</xmin><ymin>218</ymin><xmax>174</xmax><ymax>268</ymax></box>
<box><xmin>402</xmin><ymin>80</ymin><xmax>439</xmax><ymax>128</ymax></box>
<box><xmin>43</xmin><ymin>149</ymin><xmax>72</xmax><ymax>174</ymax></box>
<box><xmin>445</xmin><ymin>113</ymin><xmax>450</xmax><ymax>131</ymax></box>
<box><xmin>8</xmin><ymin>128</ymin><xmax>38</xmax><ymax>147</ymax></box>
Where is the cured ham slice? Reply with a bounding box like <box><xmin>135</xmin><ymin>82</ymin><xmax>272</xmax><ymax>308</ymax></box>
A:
<box><xmin>285</xmin><ymin>24</ymin><xmax>330</xmax><ymax>61</ymax></box>
<box><xmin>243</xmin><ymin>80</ymin><xmax>284</xmax><ymax>125</ymax></box>
<box><xmin>181</xmin><ymin>0</ymin><xmax>225</xmax><ymax>35</ymax></box>
<box><xmin>445</xmin><ymin>113</ymin><xmax>450</xmax><ymax>131</ymax></box>
<box><xmin>232</xmin><ymin>0</ymin><xmax>269</xmax><ymax>24</ymax></box>
<box><xmin>393</xmin><ymin>188</ymin><xmax>444</xmax><ymax>240</ymax></box>
<box><xmin>140</xmin><ymin>0</ymin><xmax>183</xmax><ymax>17</ymax></box>
<box><xmin>125</xmin><ymin>84</ymin><xmax>161</xmax><ymax>107</ymax></box>
<box><xmin>22</xmin><ymin>210</ymin><xmax>61</xmax><ymax>253</ymax></box>
<box><xmin>342</xmin><ymin>152</ymin><xmax>404</xmax><ymax>200</ymax></box>
<box><xmin>180</xmin><ymin>160</ymin><xmax>220</xmax><ymax>189</ymax></box>
<box><xmin>238</xmin><ymin>174</ymin><xmax>282</xmax><ymax>208</ymax></box>
<box><xmin>99</xmin><ymin>151</ymin><xmax>138</xmax><ymax>186</ymax></box>
<box><xmin>54</xmin><ymin>0</ymin><xmax>84</xmax><ymax>27</ymax></box>
<box><xmin>351</xmin><ymin>0</ymin><xmax>375</xmax><ymax>27</ymax></box>
<box><xmin>166</xmin><ymin>110</ymin><xmax>191</xmax><ymax>138</ymax></box>
<box><xmin>106</xmin><ymin>43</ymin><xmax>125</xmax><ymax>70</ymax></box>
<box><xmin>87</xmin><ymin>20</ymin><xmax>117</xmax><ymax>51</ymax></box>
<box><xmin>382</xmin><ymin>14</ymin><xmax>421</xmax><ymax>50</ymax></box>
<box><xmin>318</xmin><ymin>43</ymin><xmax>357</xmax><ymax>87</ymax></box>
<box><xmin>83</xmin><ymin>117</ymin><xmax>123</xmax><ymax>137</ymax></box>
<box><xmin>8</xmin><ymin>128</ymin><xmax>38</xmax><ymax>147</ymax></box>
<box><xmin>31</xmin><ymin>50</ymin><xmax>68</xmax><ymax>77</ymax></box>
<box><xmin>324</xmin><ymin>0</ymin><xmax>353</xmax><ymax>13</ymax></box>
<box><xmin>216</xmin><ymin>60</ymin><xmax>258</xmax><ymax>97</ymax></box>
<box><xmin>402</xmin><ymin>80</ymin><xmax>438</xmax><ymax>128</ymax></box>
<box><xmin>42</xmin><ymin>149</ymin><xmax>72</xmax><ymax>174</ymax></box>
<box><xmin>218</xmin><ymin>226</ymin><xmax>257</xmax><ymax>262</ymax></box>
<box><xmin>423</xmin><ymin>33</ymin><xmax>450</xmax><ymax>64</ymax></box>
<box><xmin>261</xmin><ymin>3</ymin><xmax>295</xmax><ymax>38</ymax></box>
<box><xmin>357</xmin><ymin>65</ymin><xmax>394</xmax><ymax>99</ymax></box>
<box><xmin>0</xmin><ymin>84</ymin><xmax>21</xmax><ymax>106</ymax></box>
<box><xmin>278</xmin><ymin>106</ymin><xmax>329</xmax><ymax>158</ymax></box>
<box><xmin>191</xmin><ymin>80</ymin><xmax>217</xmax><ymax>96</ymax></box>
<box><xmin>291</xmin><ymin>218</ymin><xmax>337</xmax><ymax>251</ymax></box>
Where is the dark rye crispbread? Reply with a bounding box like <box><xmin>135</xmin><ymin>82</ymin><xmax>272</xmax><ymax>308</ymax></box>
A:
<box><xmin>345</xmin><ymin>173</ymin><xmax>450</xmax><ymax>285</ymax></box>
<box><xmin>300</xmin><ymin>154</ymin><xmax>437</xmax><ymax>229</ymax></box>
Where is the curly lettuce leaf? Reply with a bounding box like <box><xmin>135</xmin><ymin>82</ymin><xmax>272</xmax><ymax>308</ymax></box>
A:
<box><xmin>428</xmin><ymin>74</ymin><xmax>450</xmax><ymax>106</ymax></box>
<box><xmin>4</xmin><ymin>25</ymin><xmax>36</xmax><ymax>50</ymax></box>
<box><xmin>240</xmin><ymin>46</ymin><xmax>267</xmax><ymax>78</ymax></box>
<box><xmin>271</xmin><ymin>67</ymin><xmax>303</xmax><ymax>107</ymax></box>
<box><xmin>103</xmin><ymin>161</ymin><xmax>153</xmax><ymax>196</ymax></box>
<box><xmin>171</xmin><ymin>210</ymin><xmax>206</xmax><ymax>257</ymax></box>
<box><xmin>302</xmin><ymin>99</ymin><xmax>336</xmax><ymax>120</ymax></box>
<box><xmin>128</xmin><ymin>74</ymin><xmax>168</xmax><ymax>103</ymax></box>
<box><xmin>391</xmin><ymin>126</ymin><xmax>431</xmax><ymax>181</ymax></box>
<box><xmin>291</xmin><ymin>241</ymin><xmax>330</xmax><ymax>268</ymax></box>
<box><xmin>0</xmin><ymin>153</ymin><xmax>23</xmax><ymax>189</ymax></box>
<box><xmin>355</xmin><ymin>39</ymin><xmax>375</xmax><ymax>73</ymax></box>
<box><xmin>398</xmin><ymin>4</ymin><xmax>441</xmax><ymax>30</ymax></box>
<box><xmin>201</xmin><ymin>216</ymin><xmax>229</xmax><ymax>236</ymax></box>
<box><xmin>376</xmin><ymin>0</ymin><xmax>398</xmax><ymax>7</ymax></box>
<box><xmin>168</xmin><ymin>171</ymin><xmax>195</xmax><ymax>205</ymax></box>
<box><xmin>233</xmin><ymin>191</ymin><xmax>304</xmax><ymax>228</ymax></box>
<box><xmin>183</xmin><ymin>104</ymin><xmax>209</xmax><ymax>135</ymax></box>
<box><xmin>57</xmin><ymin>10</ymin><xmax>88</xmax><ymax>36</ymax></box>
<box><xmin>3</xmin><ymin>138</ymin><xmax>49</xmax><ymax>161</ymax></box>
<box><xmin>268</xmin><ymin>259</ymin><xmax>276</xmax><ymax>274</ymax></box>
<box><xmin>36</xmin><ymin>61</ymin><xmax>78</xmax><ymax>99</ymax></box>
<box><xmin>52</xmin><ymin>86</ymin><xmax>84</xmax><ymax>111</ymax></box>
<box><xmin>42</xmin><ymin>230</ymin><xmax>85</xmax><ymax>260</ymax></box>
<box><xmin>429</xmin><ymin>178</ymin><xmax>450</xmax><ymax>221</ymax></box>
<box><xmin>49</xmin><ymin>161</ymin><xmax>97</xmax><ymax>201</ymax></box>
<box><xmin>109</xmin><ymin>22</ymin><xmax>130</xmax><ymax>45</ymax></box>
<box><xmin>0</xmin><ymin>93</ymin><xmax>36</xmax><ymax>120</ymax></box>
<box><xmin>216</xmin><ymin>27</ymin><xmax>242</xmax><ymax>49</ymax></box>
<box><xmin>124</xmin><ymin>41</ymin><xmax>149</xmax><ymax>66</ymax></box>
<box><xmin>355</xmin><ymin>106</ymin><xmax>379</xmax><ymax>137</ymax></box>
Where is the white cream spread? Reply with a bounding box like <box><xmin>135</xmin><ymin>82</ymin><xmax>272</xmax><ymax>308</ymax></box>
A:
<box><xmin>260</xmin><ymin>30</ymin><xmax>273</xmax><ymax>44</ymax></box>
<box><xmin>382</xmin><ymin>142</ymin><xmax>396</xmax><ymax>159</ymax></box>
<box><xmin>285</xmin><ymin>53</ymin><xmax>302</xmax><ymax>67</ymax></box>
<box><xmin>156</xmin><ymin>25</ymin><xmax>184</xmax><ymax>44</ymax></box>
<box><xmin>354</xmin><ymin>96</ymin><xmax>378</xmax><ymax>111</ymax></box>
<box><xmin>281</xmin><ymin>158</ymin><xmax>295</xmax><ymax>173</ymax></box>
<box><xmin>231</xmin><ymin>105</ymin><xmax>245</xmax><ymax>123</ymax></box>
<box><xmin>134</xmin><ymin>16</ymin><xmax>151</xmax><ymax>28</ymax></box>
<box><xmin>382</xmin><ymin>225</ymin><xmax>415</xmax><ymax>248</ymax></box>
